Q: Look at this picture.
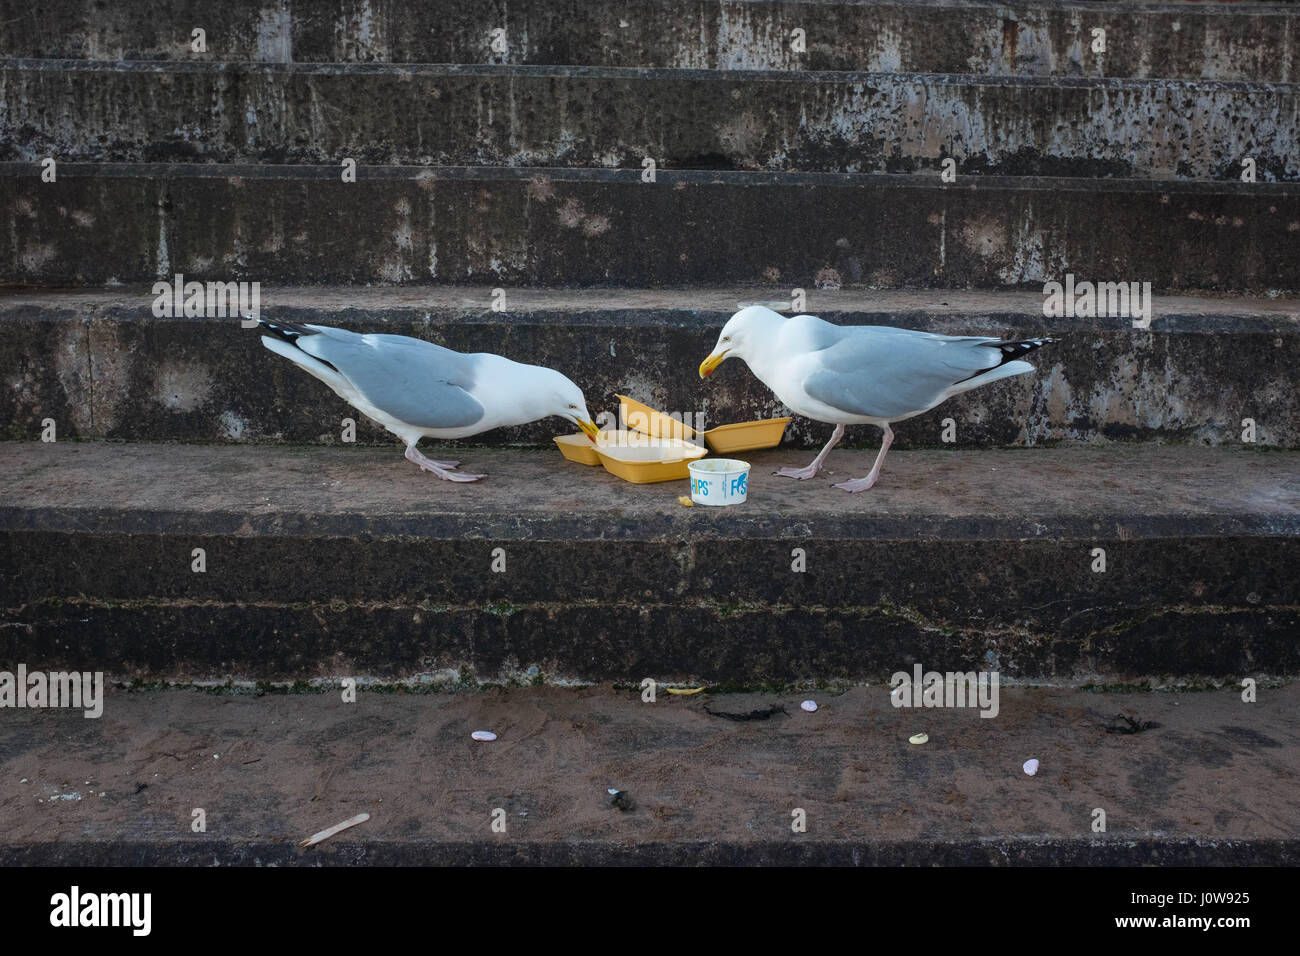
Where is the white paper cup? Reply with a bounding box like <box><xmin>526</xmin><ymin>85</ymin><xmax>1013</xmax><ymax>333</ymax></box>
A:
<box><xmin>688</xmin><ymin>458</ymin><xmax>751</xmax><ymax>506</ymax></box>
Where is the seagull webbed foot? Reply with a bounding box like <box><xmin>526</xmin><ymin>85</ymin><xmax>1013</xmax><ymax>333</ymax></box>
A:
<box><xmin>775</xmin><ymin>464</ymin><xmax>822</xmax><ymax>480</ymax></box>
<box><xmin>405</xmin><ymin>445</ymin><xmax>485</xmax><ymax>482</ymax></box>
<box><xmin>426</xmin><ymin>467</ymin><xmax>486</xmax><ymax>482</ymax></box>
<box><xmin>832</xmin><ymin>476</ymin><xmax>880</xmax><ymax>493</ymax></box>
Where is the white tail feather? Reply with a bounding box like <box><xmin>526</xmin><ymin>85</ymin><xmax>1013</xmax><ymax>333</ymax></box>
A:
<box><xmin>940</xmin><ymin>359</ymin><xmax>1036</xmax><ymax>402</ymax></box>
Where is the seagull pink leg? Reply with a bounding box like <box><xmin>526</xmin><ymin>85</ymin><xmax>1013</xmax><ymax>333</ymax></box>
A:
<box><xmin>405</xmin><ymin>444</ymin><xmax>484</xmax><ymax>482</ymax></box>
<box><xmin>832</xmin><ymin>424</ymin><xmax>893</xmax><ymax>492</ymax></box>
<box><xmin>776</xmin><ymin>423</ymin><xmax>845</xmax><ymax>480</ymax></box>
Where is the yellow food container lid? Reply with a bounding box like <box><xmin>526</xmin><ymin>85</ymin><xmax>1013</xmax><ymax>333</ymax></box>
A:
<box><xmin>703</xmin><ymin>417</ymin><xmax>792</xmax><ymax>454</ymax></box>
<box><xmin>616</xmin><ymin>394</ymin><xmax>699</xmax><ymax>440</ymax></box>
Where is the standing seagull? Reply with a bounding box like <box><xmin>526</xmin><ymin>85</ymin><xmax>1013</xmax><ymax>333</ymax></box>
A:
<box><xmin>260</xmin><ymin>319</ymin><xmax>598</xmax><ymax>481</ymax></box>
<box><xmin>698</xmin><ymin>306</ymin><xmax>1049</xmax><ymax>492</ymax></box>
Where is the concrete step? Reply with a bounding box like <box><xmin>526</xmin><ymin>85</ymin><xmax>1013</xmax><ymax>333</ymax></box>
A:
<box><xmin>5</xmin><ymin>61</ymin><xmax>1295</xmax><ymax>179</ymax></box>
<box><xmin>4</xmin><ymin>164</ymin><xmax>1297</xmax><ymax>290</ymax></box>
<box><xmin>0</xmin><ymin>0</ymin><xmax>1292</xmax><ymax>82</ymax></box>
<box><xmin>2</xmin><ymin>683</ymin><xmax>1297</xmax><ymax>865</ymax></box>
<box><xmin>2</xmin><ymin>287</ymin><xmax>1297</xmax><ymax>446</ymax></box>
<box><xmin>2</xmin><ymin>442</ymin><xmax>1296</xmax><ymax>683</ymax></box>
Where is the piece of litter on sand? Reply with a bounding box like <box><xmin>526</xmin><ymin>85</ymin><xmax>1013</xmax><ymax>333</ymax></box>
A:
<box><xmin>909</xmin><ymin>732</ymin><xmax>929</xmax><ymax>745</ymax></box>
<box><xmin>666</xmin><ymin>686</ymin><xmax>704</xmax><ymax>695</ymax></box>
<box><xmin>1104</xmin><ymin>713</ymin><xmax>1161</xmax><ymax>735</ymax></box>
<box><xmin>677</xmin><ymin>496</ymin><xmax>694</xmax><ymax>507</ymax></box>
<box><xmin>704</xmin><ymin>703</ymin><xmax>786</xmax><ymax>721</ymax></box>
<box><xmin>1023</xmin><ymin>758</ymin><xmax>1040</xmax><ymax>776</ymax></box>
<box><xmin>800</xmin><ymin>700</ymin><xmax>818</xmax><ymax>712</ymax></box>
<box><xmin>471</xmin><ymin>730</ymin><xmax>497</xmax><ymax>741</ymax></box>
<box><xmin>299</xmin><ymin>812</ymin><xmax>370</xmax><ymax>848</ymax></box>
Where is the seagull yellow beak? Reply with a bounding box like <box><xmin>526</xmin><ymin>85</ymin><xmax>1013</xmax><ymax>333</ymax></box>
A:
<box><xmin>699</xmin><ymin>349</ymin><xmax>729</xmax><ymax>378</ymax></box>
<box><xmin>576</xmin><ymin>418</ymin><xmax>600</xmax><ymax>442</ymax></box>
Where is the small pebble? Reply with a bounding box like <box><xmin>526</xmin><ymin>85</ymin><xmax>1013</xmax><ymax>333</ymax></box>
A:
<box><xmin>1023</xmin><ymin>758</ymin><xmax>1040</xmax><ymax>776</ymax></box>
<box><xmin>609</xmin><ymin>790</ymin><xmax>635</xmax><ymax>812</ymax></box>
<box><xmin>909</xmin><ymin>732</ymin><xmax>929</xmax><ymax>745</ymax></box>
<box><xmin>471</xmin><ymin>730</ymin><xmax>497</xmax><ymax>741</ymax></box>
<box><xmin>800</xmin><ymin>700</ymin><xmax>818</xmax><ymax>712</ymax></box>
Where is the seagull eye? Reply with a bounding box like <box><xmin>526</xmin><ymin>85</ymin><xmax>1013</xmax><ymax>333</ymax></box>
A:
<box><xmin>722</xmin><ymin>335</ymin><xmax>731</xmax><ymax>343</ymax></box>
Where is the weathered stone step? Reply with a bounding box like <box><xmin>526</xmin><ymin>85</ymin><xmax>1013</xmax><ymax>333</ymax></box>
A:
<box><xmin>2</xmin><ymin>288</ymin><xmax>1297</xmax><ymax>446</ymax></box>
<box><xmin>4</xmin><ymin>164</ymin><xmax>1297</xmax><ymax>291</ymax></box>
<box><xmin>2</xmin><ymin>684</ymin><xmax>1298</xmax><ymax>865</ymax></box>
<box><xmin>2</xmin><ymin>443</ymin><xmax>1296</xmax><ymax>682</ymax></box>
<box><xmin>0</xmin><ymin>0</ymin><xmax>1292</xmax><ymax>81</ymax></box>
<box><xmin>5</xmin><ymin>61</ymin><xmax>1295</xmax><ymax>179</ymax></box>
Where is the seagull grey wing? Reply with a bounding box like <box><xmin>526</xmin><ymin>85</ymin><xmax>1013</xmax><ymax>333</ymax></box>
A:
<box><xmin>297</xmin><ymin>333</ymin><xmax>486</xmax><ymax>429</ymax></box>
<box><xmin>802</xmin><ymin>330</ymin><xmax>1001</xmax><ymax>419</ymax></box>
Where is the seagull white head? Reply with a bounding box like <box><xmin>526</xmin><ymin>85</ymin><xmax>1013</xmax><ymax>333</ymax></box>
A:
<box><xmin>699</xmin><ymin>305</ymin><xmax>785</xmax><ymax>378</ymax></box>
<box><xmin>543</xmin><ymin>369</ymin><xmax>600</xmax><ymax>441</ymax></box>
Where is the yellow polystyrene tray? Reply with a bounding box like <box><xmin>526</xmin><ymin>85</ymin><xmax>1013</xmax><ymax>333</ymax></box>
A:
<box><xmin>702</xmin><ymin>417</ymin><xmax>792</xmax><ymax>454</ymax></box>
<box><xmin>594</xmin><ymin>430</ymin><xmax>707</xmax><ymax>483</ymax></box>
<box><xmin>619</xmin><ymin>394</ymin><xmax>791</xmax><ymax>454</ymax></box>
<box><xmin>554</xmin><ymin>432</ymin><xmax>602</xmax><ymax>465</ymax></box>
<box><xmin>617</xmin><ymin>394</ymin><xmax>699</xmax><ymax>440</ymax></box>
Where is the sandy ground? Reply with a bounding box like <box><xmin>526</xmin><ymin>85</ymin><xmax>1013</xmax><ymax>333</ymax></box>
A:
<box><xmin>4</xmin><ymin>286</ymin><xmax>1298</xmax><ymax>319</ymax></box>
<box><xmin>5</xmin><ymin>442</ymin><xmax>1295</xmax><ymax>530</ymax></box>
<box><xmin>1</xmin><ymin>682</ymin><xmax>1297</xmax><ymax>856</ymax></box>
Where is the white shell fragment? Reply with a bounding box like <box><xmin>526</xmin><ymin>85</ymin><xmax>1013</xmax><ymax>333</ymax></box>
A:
<box><xmin>800</xmin><ymin>700</ymin><xmax>818</xmax><ymax>712</ymax></box>
<box><xmin>909</xmin><ymin>732</ymin><xmax>929</xmax><ymax>745</ymax></box>
<box><xmin>471</xmin><ymin>730</ymin><xmax>498</xmax><ymax>741</ymax></box>
<box><xmin>1023</xmin><ymin>758</ymin><xmax>1040</xmax><ymax>776</ymax></box>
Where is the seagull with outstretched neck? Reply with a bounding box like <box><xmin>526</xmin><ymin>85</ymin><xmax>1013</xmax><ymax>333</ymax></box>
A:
<box><xmin>698</xmin><ymin>306</ymin><xmax>1049</xmax><ymax>492</ymax></box>
<box><xmin>259</xmin><ymin>319</ymin><xmax>598</xmax><ymax>481</ymax></box>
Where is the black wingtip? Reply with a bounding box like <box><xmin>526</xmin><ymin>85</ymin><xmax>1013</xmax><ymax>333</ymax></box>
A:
<box><xmin>989</xmin><ymin>337</ymin><xmax>1053</xmax><ymax>363</ymax></box>
<box><xmin>258</xmin><ymin>318</ymin><xmax>316</xmax><ymax>342</ymax></box>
